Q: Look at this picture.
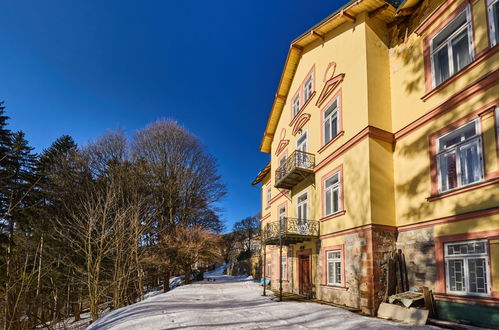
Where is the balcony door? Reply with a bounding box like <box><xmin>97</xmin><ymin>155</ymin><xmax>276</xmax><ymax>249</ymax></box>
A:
<box><xmin>296</xmin><ymin>192</ymin><xmax>309</xmax><ymax>235</ymax></box>
<box><xmin>296</xmin><ymin>132</ymin><xmax>308</xmax><ymax>168</ymax></box>
<box><xmin>279</xmin><ymin>206</ymin><xmax>286</xmax><ymax>233</ymax></box>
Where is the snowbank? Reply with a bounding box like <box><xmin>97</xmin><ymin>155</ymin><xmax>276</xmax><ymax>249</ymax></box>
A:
<box><xmin>87</xmin><ymin>266</ymin><xmax>437</xmax><ymax>330</ymax></box>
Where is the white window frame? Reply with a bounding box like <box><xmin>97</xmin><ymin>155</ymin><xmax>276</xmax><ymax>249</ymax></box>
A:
<box><xmin>324</xmin><ymin>172</ymin><xmax>341</xmax><ymax>217</ymax></box>
<box><xmin>430</xmin><ymin>6</ymin><xmax>474</xmax><ymax>87</ymax></box>
<box><xmin>266</xmin><ymin>260</ymin><xmax>272</xmax><ymax>278</ymax></box>
<box><xmin>292</xmin><ymin>94</ymin><xmax>301</xmax><ymax>118</ymax></box>
<box><xmin>488</xmin><ymin>0</ymin><xmax>499</xmax><ymax>46</ymax></box>
<box><xmin>436</xmin><ymin>119</ymin><xmax>484</xmax><ymax>193</ymax></box>
<box><xmin>266</xmin><ymin>186</ymin><xmax>271</xmax><ymax>207</ymax></box>
<box><xmin>496</xmin><ymin>107</ymin><xmax>499</xmax><ymax>144</ymax></box>
<box><xmin>323</xmin><ymin>96</ymin><xmax>340</xmax><ymax>145</ymax></box>
<box><xmin>445</xmin><ymin>240</ymin><xmax>491</xmax><ymax>296</ymax></box>
<box><xmin>279</xmin><ymin>206</ymin><xmax>286</xmax><ymax>231</ymax></box>
<box><xmin>304</xmin><ymin>73</ymin><xmax>314</xmax><ymax>103</ymax></box>
<box><xmin>296</xmin><ymin>191</ymin><xmax>308</xmax><ymax>221</ymax></box>
<box><xmin>326</xmin><ymin>250</ymin><xmax>342</xmax><ymax>286</ymax></box>
<box><xmin>281</xmin><ymin>256</ymin><xmax>287</xmax><ymax>280</ymax></box>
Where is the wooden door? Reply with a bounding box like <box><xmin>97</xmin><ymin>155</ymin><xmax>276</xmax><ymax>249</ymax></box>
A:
<box><xmin>299</xmin><ymin>255</ymin><xmax>311</xmax><ymax>296</ymax></box>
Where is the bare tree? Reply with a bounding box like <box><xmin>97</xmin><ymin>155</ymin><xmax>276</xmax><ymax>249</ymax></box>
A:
<box><xmin>132</xmin><ymin>119</ymin><xmax>225</xmax><ymax>291</ymax></box>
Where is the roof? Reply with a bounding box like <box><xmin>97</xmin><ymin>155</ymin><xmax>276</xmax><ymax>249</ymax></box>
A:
<box><xmin>252</xmin><ymin>162</ymin><xmax>271</xmax><ymax>185</ymax></box>
<box><xmin>259</xmin><ymin>0</ymin><xmax>400</xmax><ymax>153</ymax></box>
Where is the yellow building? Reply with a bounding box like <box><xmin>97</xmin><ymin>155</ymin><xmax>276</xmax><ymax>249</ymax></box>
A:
<box><xmin>252</xmin><ymin>0</ymin><xmax>499</xmax><ymax>327</ymax></box>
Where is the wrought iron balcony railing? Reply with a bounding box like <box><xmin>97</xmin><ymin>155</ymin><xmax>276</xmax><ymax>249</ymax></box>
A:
<box><xmin>263</xmin><ymin>217</ymin><xmax>319</xmax><ymax>245</ymax></box>
<box><xmin>275</xmin><ymin>150</ymin><xmax>315</xmax><ymax>189</ymax></box>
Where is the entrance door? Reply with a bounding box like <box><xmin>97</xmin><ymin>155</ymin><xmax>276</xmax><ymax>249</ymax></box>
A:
<box><xmin>299</xmin><ymin>255</ymin><xmax>311</xmax><ymax>296</ymax></box>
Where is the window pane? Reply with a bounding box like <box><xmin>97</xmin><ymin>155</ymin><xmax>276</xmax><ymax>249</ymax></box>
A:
<box><xmin>448</xmin><ymin>259</ymin><xmax>465</xmax><ymax>292</ymax></box>
<box><xmin>335</xmin><ymin>261</ymin><xmax>341</xmax><ymax>284</ymax></box>
<box><xmin>433</xmin><ymin>10</ymin><xmax>467</xmax><ymax>47</ymax></box>
<box><xmin>325</xmin><ymin>118</ymin><xmax>331</xmax><ymax>143</ymax></box>
<box><xmin>325</xmin><ymin>189</ymin><xmax>332</xmax><ymax>215</ymax></box>
<box><xmin>468</xmin><ymin>258</ymin><xmax>487</xmax><ymax>293</ymax></box>
<box><xmin>328</xmin><ymin>261</ymin><xmax>334</xmax><ymax>284</ymax></box>
<box><xmin>332</xmin><ymin>115</ymin><xmax>338</xmax><ymax>138</ymax></box>
<box><xmin>325</xmin><ymin>174</ymin><xmax>339</xmax><ymax>188</ymax></box>
<box><xmin>452</xmin><ymin>30</ymin><xmax>471</xmax><ymax>72</ymax></box>
<box><xmin>333</xmin><ymin>189</ymin><xmax>339</xmax><ymax>213</ymax></box>
<box><xmin>441</xmin><ymin>152</ymin><xmax>458</xmax><ymax>191</ymax></box>
<box><xmin>494</xmin><ymin>2</ymin><xmax>499</xmax><ymax>44</ymax></box>
<box><xmin>458</xmin><ymin>141</ymin><xmax>481</xmax><ymax>185</ymax></box>
<box><xmin>434</xmin><ymin>45</ymin><xmax>450</xmax><ymax>85</ymax></box>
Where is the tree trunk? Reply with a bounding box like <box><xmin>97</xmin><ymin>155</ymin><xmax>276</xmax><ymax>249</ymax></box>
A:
<box><xmin>163</xmin><ymin>271</ymin><xmax>170</xmax><ymax>293</ymax></box>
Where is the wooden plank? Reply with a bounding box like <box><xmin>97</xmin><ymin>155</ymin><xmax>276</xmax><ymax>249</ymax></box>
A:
<box><xmin>377</xmin><ymin>302</ymin><xmax>429</xmax><ymax>326</ymax></box>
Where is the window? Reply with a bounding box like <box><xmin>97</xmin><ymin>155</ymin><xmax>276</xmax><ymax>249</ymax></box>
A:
<box><xmin>324</xmin><ymin>172</ymin><xmax>341</xmax><ymax>216</ymax></box>
<box><xmin>327</xmin><ymin>250</ymin><xmax>342</xmax><ymax>286</ymax></box>
<box><xmin>436</xmin><ymin>120</ymin><xmax>483</xmax><ymax>193</ymax></box>
<box><xmin>296</xmin><ymin>131</ymin><xmax>308</xmax><ymax>169</ymax></box>
<box><xmin>296</xmin><ymin>192</ymin><xmax>308</xmax><ymax>221</ymax></box>
<box><xmin>324</xmin><ymin>97</ymin><xmax>340</xmax><ymax>145</ymax></box>
<box><xmin>488</xmin><ymin>0</ymin><xmax>499</xmax><ymax>46</ymax></box>
<box><xmin>279</xmin><ymin>206</ymin><xmax>286</xmax><ymax>231</ymax></box>
<box><xmin>266</xmin><ymin>260</ymin><xmax>272</xmax><ymax>277</ymax></box>
<box><xmin>292</xmin><ymin>94</ymin><xmax>301</xmax><ymax>118</ymax></box>
<box><xmin>430</xmin><ymin>7</ymin><xmax>474</xmax><ymax>87</ymax></box>
<box><xmin>304</xmin><ymin>74</ymin><xmax>314</xmax><ymax>103</ymax></box>
<box><xmin>445</xmin><ymin>240</ymin><xmax>490</xmax><ymax>295</ymax></box>
<box><xmin>496</xmin><ymin>107</ymin><xmax>499</xmax><ymax>143</ymax></box>
<box><xmin>281</xmin><ymin>256</ymin><xmax>287</xmax><ymax>280</ymax></box>
<box><xmin>266</xmin><ymin>186</ymin><xmax>271</xmax><ymax>207</ymax></box>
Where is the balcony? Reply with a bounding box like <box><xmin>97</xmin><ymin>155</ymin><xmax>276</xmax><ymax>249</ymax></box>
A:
<box><xmin>275</xmin><ymin>150</ymin><xmax>315</xmax><ymax>189</ymax></box>
<box><xmin>262</xmin><ymin>217</ymin><xmax>319</xmax><ymax>245</ymax></box>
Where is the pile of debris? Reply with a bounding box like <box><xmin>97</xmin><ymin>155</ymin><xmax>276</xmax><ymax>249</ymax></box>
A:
<box><xmin>377</xmin><ymin>250</ymin><xmax>436</xmax><ymax>326</ymax></box>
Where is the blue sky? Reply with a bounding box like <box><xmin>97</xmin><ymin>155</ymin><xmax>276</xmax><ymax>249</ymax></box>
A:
<box><xmin>0</xmin><ymin>0</ymin><xmax>345</xmax><ymax>231</ymax></box>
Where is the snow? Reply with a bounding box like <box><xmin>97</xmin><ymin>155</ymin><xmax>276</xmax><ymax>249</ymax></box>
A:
<box><xmin>87</xmin><ymin>266</ymin><xmax>439</xmax><ymax>330</ymax></box>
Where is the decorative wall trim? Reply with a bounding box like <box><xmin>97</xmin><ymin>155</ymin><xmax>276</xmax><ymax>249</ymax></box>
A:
<box><xmin>319</xmin><ymin>223</ymin><xmax>397</xmax><ymax>240</ymax></box>
<box><xmin>314</xmin><ymin>126</ymin><xmax>393</xmax><ymax>173</ymax></box>
<box><xmin>316</xmin><ymin>74</ymin><xmax>345</xmax><ymax>108</ymax></box>
<box><xmin>397</xmin><ymin>207</ymin><xmax>499</xmax><ymax>232</ymax></box>
<box><xmin>395</xmin><ymin>69</ymin><xmax>499</xmax><ymax>141</ymax></box>
<box><xmin>292</xmin><ymin>113</ymin><xmax>311</xmax><ymax>136</ymax></box>
<box><xmin>260</xmin><ymin>213</ymin><xmax>271</xmax><ymax>222</ymax></box>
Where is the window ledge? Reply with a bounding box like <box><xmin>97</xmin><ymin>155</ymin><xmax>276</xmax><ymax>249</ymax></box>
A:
<box><xmin>422</xmin><ymin>45</ymin><xmax>499</xmax><ymax>102</ymax></box>
<box><xmin>318</xmin><ymin>131</ymin><xmax>345</xmax><ymax>154</ymax></box>
<box><xmin>289</xmin><ymin>91</ymin><xmax>316</xmax><ymax>127</ymax></box>
<box><xmin>427</xmin><ymin>176</ymin><xmax>499</xmax><ymax>201</ymax></box>
<box><xmin>320</xmin><ymin>210</ymin><xmax>346</xmax><ymax>222</ymax></box>
<box><xmin>433</xmin><ymin>292</ymin><xmax>499</xmax><ymax>304</ymax></box>
<box><xmin>320</xmin><ymin>285</ymin><xmax>348</xmax><ymax>291</ymax></box>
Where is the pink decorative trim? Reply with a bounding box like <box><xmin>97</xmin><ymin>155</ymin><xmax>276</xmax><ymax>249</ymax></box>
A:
<box><xmin>292</xmin><ymin>113</ymin><xmax>311</xmax><ymax>136</ymax></box>
<box><xmin>316</xmin><ymin>74</ymin><xmax>345</xmax><ymax>108</ymax></box>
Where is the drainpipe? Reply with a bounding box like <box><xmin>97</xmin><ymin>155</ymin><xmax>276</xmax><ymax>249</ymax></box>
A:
<box><xmin>279</xmin><ymin>222</ymin><xmax>283</xmax><ymax>302</ymax></box>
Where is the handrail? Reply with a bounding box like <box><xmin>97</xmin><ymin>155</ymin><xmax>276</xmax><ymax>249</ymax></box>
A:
<box><xmin>275</xmin><ymin>150</ymin><xmax>315</xmax><ymax>184</ymax></box>
<box><xmin>263</xmin><ymin>217</ymin><xmax>319</xmax><ymax>241</ymax></box>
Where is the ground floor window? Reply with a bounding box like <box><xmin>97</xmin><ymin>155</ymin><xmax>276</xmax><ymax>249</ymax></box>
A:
<box><xmin>445</xmin><ymin>240</ymin><xmax>490</xmax><ymax>295</ymax></box>
<box><xmin>327</xmin><ymin>250</ymin><xmax>342</xmax><ymax>286</ymax></box>
<box><xmin>266</xmin><ymin>260</ymin><xmax>272</xmax><ymax>278</ymax></box>
<box><xmin>281</xmin><ymin>256</ymin><xmax>287</xmax><ymax>280</ymax></box>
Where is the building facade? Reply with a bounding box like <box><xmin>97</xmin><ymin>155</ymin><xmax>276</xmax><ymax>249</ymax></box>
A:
<box><xmin>252</xmin><ymin>0</ymin><xmax>499</xmax><ymax>327</ymax></box>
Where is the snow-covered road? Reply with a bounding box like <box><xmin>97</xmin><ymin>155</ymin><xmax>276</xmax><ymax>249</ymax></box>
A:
<box><xmin>88</xmin><ymin>267</ymin><xmax>436</xmax><ymax>330</ymax></box>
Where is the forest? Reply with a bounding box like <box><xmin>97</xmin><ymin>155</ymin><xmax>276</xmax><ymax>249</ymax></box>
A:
<box><xmin>0</xmin><ymin>102</ymin><xmax>235</xmax><ymax>329</ymax></box>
